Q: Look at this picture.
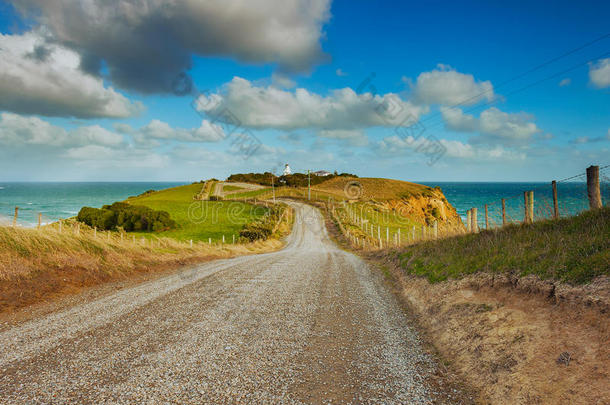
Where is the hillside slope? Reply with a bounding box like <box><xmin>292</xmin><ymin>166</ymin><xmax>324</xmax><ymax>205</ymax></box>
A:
<box><xmin>313</xmin><ymin>176</ymin><xmax>463</xmax><ymax>229</ymax></box>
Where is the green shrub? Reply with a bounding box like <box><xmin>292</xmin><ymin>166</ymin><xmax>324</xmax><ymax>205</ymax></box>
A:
<box><xmin>77</xmin><ymin>202</ymin><xmax>177</xmax><ymax>232</ymax></box>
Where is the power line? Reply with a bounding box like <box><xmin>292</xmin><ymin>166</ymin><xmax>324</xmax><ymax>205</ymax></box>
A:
<box><xmin>422</xmin><ymin>50</ymin><xmax>610</xmax><ymax>133</ymax></box>
<box><xmin>417</xmin><ymin>32</ymin><xmax>610</xmax><ymax>126</ymax></box>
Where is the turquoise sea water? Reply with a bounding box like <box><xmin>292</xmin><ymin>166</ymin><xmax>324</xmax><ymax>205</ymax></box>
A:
<box><xmin>0</xmin><ymin>182</ymin><xmax>186</xmax><ymax>227</ymax></box>
<box><xmin>422</xmin><ymin>182</ymin><xmax>609</xmax><ymax>228</ymax></box>
<box><xmin>0</xmin><ymin>181</ymin><xmax>607</xmax><ymax>228</ymax></box>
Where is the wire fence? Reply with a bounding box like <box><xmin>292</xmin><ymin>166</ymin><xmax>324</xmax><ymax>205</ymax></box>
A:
<box><xmin>465</xmin><ymin>165</ymin><xmax>609</xmax><ymax>231</ymax></box>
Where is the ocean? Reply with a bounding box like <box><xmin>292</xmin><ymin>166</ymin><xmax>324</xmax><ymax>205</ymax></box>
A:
<box><xmin>0</xmin><ymin>182</ymin><xmax>186</xmax><ymax>227</ymax></box>
<box><xmin>0</xmin><ymin>181</ymin><xmax>606</xmax><ymax>228</ymax></box>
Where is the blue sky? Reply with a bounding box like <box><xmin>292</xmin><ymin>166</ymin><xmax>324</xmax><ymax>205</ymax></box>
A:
<box><xmin>0</xmin><ymin>0</ymin><xmax>608</xmax><ymax>182</ymax></box>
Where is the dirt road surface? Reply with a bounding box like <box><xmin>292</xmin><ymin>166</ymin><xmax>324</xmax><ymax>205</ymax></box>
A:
<box><xmin>0</xmin><ymin>202</ymin><xmax>463</xmax><ymax>404</ymax></box>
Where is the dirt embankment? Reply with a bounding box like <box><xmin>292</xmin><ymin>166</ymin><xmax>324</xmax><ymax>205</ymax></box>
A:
<box><xmin>379</xmin><ymin>188</ymin><xmax>464</xmax><ymax>230</ymax></box>
<box><xmin>373</xmin><ymin>253</ymin><xmax>609</xmax><ymax>404</ymax></box>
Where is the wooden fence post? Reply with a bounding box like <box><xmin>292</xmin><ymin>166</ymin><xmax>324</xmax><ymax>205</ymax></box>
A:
<box><xmin>190</xmin><ymin>239</ymin><xmax>193</xmax><ymax>247</ymax></box>
<box><xmin>484</xmin><ymin>204</ymin><xmax>489</xmax><ymax>230</ymax></box>
<box><xmin>501</xmin><ymin>199</ymin><xmax>506</xmax><ymax>226</ymax></box>
<box><xmin>586</xmin><ymin>165</ymin><xmax>602</xmax><ymax>209</ymax></box>
<box><xmin>472</xmin><ymin>208</ymin><xmax>478</xmax><ymax>233</ymax></box>
<box><xmin>552</xmin><ymin>180</ymin><xmax>559</xmax><ymax>219</ymax></box>
<box><xmin>398</xmin><ymin>228</ymin><xmax>401</xmax><ymax>246</ymax></box>
<box><xmin>13</xmin><ymin>206</ymin><xmax>18</xmax><ymax>227</ymax></box>
<box><xmin>466</xmin><ymin>209</ymin><xmax>472</xmax><ymax>233</ymax></box>
<box><xmin>386</xmin><ymin>227</ymin><xmax>389</xmax><ymax>244</ymax></box>
<box><xmin>37</xmin><ymin>213</ymin><xmax>42</xmax><ymax>229</ymax></box>
<box><xmin>233</xmin><ymin>234</ymin><xmax>235</xmax><ymax>244</ymax></box>
<box><xmin>94</xmin><ymin>227</ymin><xmax>97</xmax><ymax>238</ymax></box>
<box><xmin>412</xmin><ymin>226</ymin><xmax>415</xmax><ymax>242</ymax></box>
<box><xmin>59</xmin><ymin>219</ymin><xmax>63</xmax><ymax>233</ymax></box>
<box><xmin>209</xmin><ymin>237</ymin><xmax>212</xmax><ymax>246</ymax></box>
<box><xmin>529</xmin><ymin>191</ymin><xmax>534</xmax><ymax>223</ymax></box>
<box><xmin>433</xmin><ymin>221</ymin><xmax>438</xmax><ymax>239</ymax></box>
<box><xmin>523</xmin><ymin>192</ymin><xmax>529</xmax><ymax>223</ymax></box>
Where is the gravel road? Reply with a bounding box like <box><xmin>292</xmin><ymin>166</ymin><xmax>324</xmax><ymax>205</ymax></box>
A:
<box><xmin>0</xmin><ymin>202</ymin><xmax>461</xmax><ymax>404</ymax></box>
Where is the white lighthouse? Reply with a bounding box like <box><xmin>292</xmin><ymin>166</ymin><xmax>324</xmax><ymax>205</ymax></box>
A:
<box><xmin>283</xmin><ymin>163</ymin><xmax>292</xmax><ymax>176</ymax></box>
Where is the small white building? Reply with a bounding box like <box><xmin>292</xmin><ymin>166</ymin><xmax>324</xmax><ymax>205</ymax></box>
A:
<box><xmin>283</xmin><ymin>164</ymin><xmax>292</xmax><ymax>176</ymax></box>
<box><xmin>313</xmin><ymin>170</ymin><xmax>331</xmax><ymax>176</ymax></box>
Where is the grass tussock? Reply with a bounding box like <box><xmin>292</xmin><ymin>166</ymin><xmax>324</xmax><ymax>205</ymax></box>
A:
<box><xmin>397</xmin><ymin>207</ymin><xmax>610</xmax><ymax>284</ymax></box>
<box><xmin>0</xmin><ymin>208</ymin><xmax>291</xmax><ymax>312</ymax></box>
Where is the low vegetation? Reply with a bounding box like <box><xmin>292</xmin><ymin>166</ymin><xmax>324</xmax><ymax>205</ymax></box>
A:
<box><xmin>227</xmin><ymin>171</ymin><xmax>357</xmax><ymax>188</ymax></box>
<box><xmin>126</xmin><ymin>183</ymin><xmax>269</xmax><ymax>242</ymax></box>
<box><xmin>0</xmin><ymin>223</ymin><xmax>285</xmax><ymax>312</ymax></box>
<box><xmin>397</xmin><ymin>207</ymin><xmax>610</xmax><ymax>284</ymax></box>
<box><xmin>77</xmin><ymin>202</ymin><xmax>176</xmax><ymax>232</ymax></box>
<box><xmin>239</xmin><ymin>204</ymin><xmax>288</xmax><ymax>242</ymax></box>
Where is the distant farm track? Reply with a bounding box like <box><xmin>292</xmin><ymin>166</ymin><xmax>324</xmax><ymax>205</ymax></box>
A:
<box><xmin>0</xmin><ymin>202</ymin><xmax>457</xmax><ymax>404</ymax></box>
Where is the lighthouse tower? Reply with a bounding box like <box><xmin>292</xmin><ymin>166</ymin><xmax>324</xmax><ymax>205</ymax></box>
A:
<box><xmin>283</xmin><ymin>163</ymin><xmax>292</xmax><ymax>176</ymax></box>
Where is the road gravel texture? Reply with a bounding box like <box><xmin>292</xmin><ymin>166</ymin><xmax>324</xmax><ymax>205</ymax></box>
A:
<box><xmin>0</xmin><ymin>202</ymin><xmax>463</xmax><ymax>404</ymax></box>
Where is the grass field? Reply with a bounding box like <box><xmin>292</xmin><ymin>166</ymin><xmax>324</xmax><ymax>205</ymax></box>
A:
<box><xmin>225</xmin><ymin>187</ymin><xmax>272</xmax><ymax>200</ymax></box>
<box><xmin>396</xmin><ymin>207</ymin><xmax>610</xmax><ymax>284</ymax></box>
<box><xmin>0</xmin><ymin>222</ymin><xmax>283</xmax><ymax>312</ymax></box>
<box><xmin>222</xmin><ymin>185</ymin><xmax>245</xmax><ymax>192</ymax></box>
<box><xmin>335</xmin><ymin>202</ymin><xmax>422</xmax><ymax>243</ymax></box>
<box><xmin>312</xmin><ymin>177</ymin><xmax>432</xmax><ymax>201</ymax></box>
<box><xmin>127</xmin><ymin>184</ymin><xmax>269</xmax><ymax>242</ymax></box>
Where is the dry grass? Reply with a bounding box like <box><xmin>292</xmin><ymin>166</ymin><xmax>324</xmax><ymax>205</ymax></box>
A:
<box><xmin>0</xmin><ymin>209</ymin><xmax>292</xmax><ymax>312</ymax></box>
<box><xmin>311</xmin><ymin>176</ymin><xmax>432</xmax><ymax>201</ymax></box>
<box><xmin>387</xmin><ymin>269</ymin><xmax>610</xmax><ymax>405</ymax></box>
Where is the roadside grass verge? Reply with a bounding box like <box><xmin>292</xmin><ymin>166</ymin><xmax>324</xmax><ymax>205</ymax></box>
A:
<box><xmin>0</xmin><ymin>204</ymin><xmax>292</xmax><ymax>312</ymax></box>
<box><xmin>397</xmin><ymin>207</ymin><xmax>610</xmax><ymax>284</ymax></box>
<box><xmin>127</xmin><ymin>183</ymin><xmax>269</xmax><ymax>242</ymax></box>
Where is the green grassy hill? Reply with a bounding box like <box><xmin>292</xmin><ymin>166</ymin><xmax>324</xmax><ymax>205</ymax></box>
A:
<box><xmin>127</xmin><ymin>183</ymin><xmax>269</xmax><ymax>242</ymax></box>
<box><xmin>396</xmin><ymin>207</ymin><xmax>610</xmax><ymax>284</ymax></box>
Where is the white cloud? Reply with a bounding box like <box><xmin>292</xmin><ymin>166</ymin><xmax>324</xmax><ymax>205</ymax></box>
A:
<box><xmin>477</xmin><ymin>107</ymin><xmax>540</xmax><ymax>144</ymax></box>
<box><xmin>13</xmin><ymin>0</ymin><xmax>332</xmax><ymax>92</ymax></box>
<box><xmin>133</xmin><ymin>119</ymin><xmax>225</xmax><ymax>147</ymax></box>
<box><xmin>440</xmin><ymin>107</ymin><xmax>478</xmax><ymax>132</ymax></box>
<box><xmin>413</xmin><ymin>64</ymin><xmax>494</xmax><ymax>106</ymax></box>
<box><xmin>64</xmin><ymin>145</ymin><xmax>170</xmax><ymax>169</ymax></box>
<box><xmin>441</xmin><ymin>107</ymin><xmax>541</xmax><ymax>146</ymax></box>
<box><xmin>318</xmin><ymin>129</ymin><xmax>368</xmax><ymax>146</ymax></box>
<box><xmin>0</xmin><ymin>113</ymin><xmax>124</xmax><ymax>147</ymax></box>
<box><xmin>558</xmin><ymin>78</ymin><xmax>571</xmax><ymax>87</ymax></box>
<box><xmin>589</xmin><ymin>58</ymin><xmax>610</xmax><ymax>88</ymax></box>
<box><xmin>195</xmin><ymin>76</ymin><xmax>428</xmax><ymax>131</ymax></box>
<box><xmin>0</xmin><ymin>31</ymin><xmax>143</xmax><ymax>118</ymax></box>
<box><xmin>336</xmin><ymin>68</ymin><xmax>347</xmax><ymax>77</ymax></box>
<box><xmin>377</xmin><ymin>135</ymin><xmax>525</xmax><ymax>161</ymax></box>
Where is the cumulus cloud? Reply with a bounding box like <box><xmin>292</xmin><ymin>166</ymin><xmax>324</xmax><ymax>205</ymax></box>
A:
<box><xmin>13</xmin><ymin>0</ymin><xmax>331</xmax><ymax>93</ymax></box>
<box><xmin>441</xmin><ymin>107</ymin><xmax>540</xmax><ymax>145</ymax></box>
<box><xmin>195</xmin><ymin>76</ymin><xmax>428</xmax><ymax>131</ymax></box>
<box><xmin>133</xmin><ymin>119</ymin><xmax>225</xmax><ymax>147</ymax></box>
<box><xmin>589</xmin><ymin>58</ymin><xmax>610</xmax><ymax>88</ymax></box>
<box><xmin>336</xmin><ymin>68</ymin><xmax>347</xmax><ymax>77</ymax></box>
<box><xmin>440</xmin><ymin>107</ymin><xmax>478</xmax><ymax>132</ymax></box>
<box><xmin>569</xmin><ymin>131</ymin><xmax>610</xmax><ymax>144</ymax></box>
<box><xmin>0</xmin><ymin>31</ymin><xmax>143</xmax><ymax>118</ymax></box>
<box><xmin>318</xmin><ymin>129</ymin><xmax>368</xmax><ymax>146</ymax></box>
<box><xmin>413</xmin><ymin>64</ymin><xmax>494</xmax><ymax>106</ymax></box>
<box><xmin>558</xmin><ymin>78</ymin><xmax>571</xmax><ymax>87</ymax></box>
<box><xmin>377</xmin><ymin>135</ymin><xmax>525</xmax><ymax>161</ymax></box>
<box><xmin>64</xmin><ymin>145</ymin><xmax>170</xmax><ymax>169</ymax></box>
<box><xmin>0</xmin><ymin>113</ymin><xmax>124</xmax><ymax>147</ymax></box>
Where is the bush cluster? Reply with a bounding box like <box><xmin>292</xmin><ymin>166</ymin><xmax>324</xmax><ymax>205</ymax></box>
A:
<box><xmin>77</xmin><ymin>202</ymin><xmax>176</xmax><ymax>232</ymax></box>
<box><xmin>239</xmin><ymin>205</ymin><xmax>285</xmax><ymax>242</ymax></box>
<box><xmin>227</xmin><ymin>171</ymin><xmax>357</xmax><ymax>188</ymax></box>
